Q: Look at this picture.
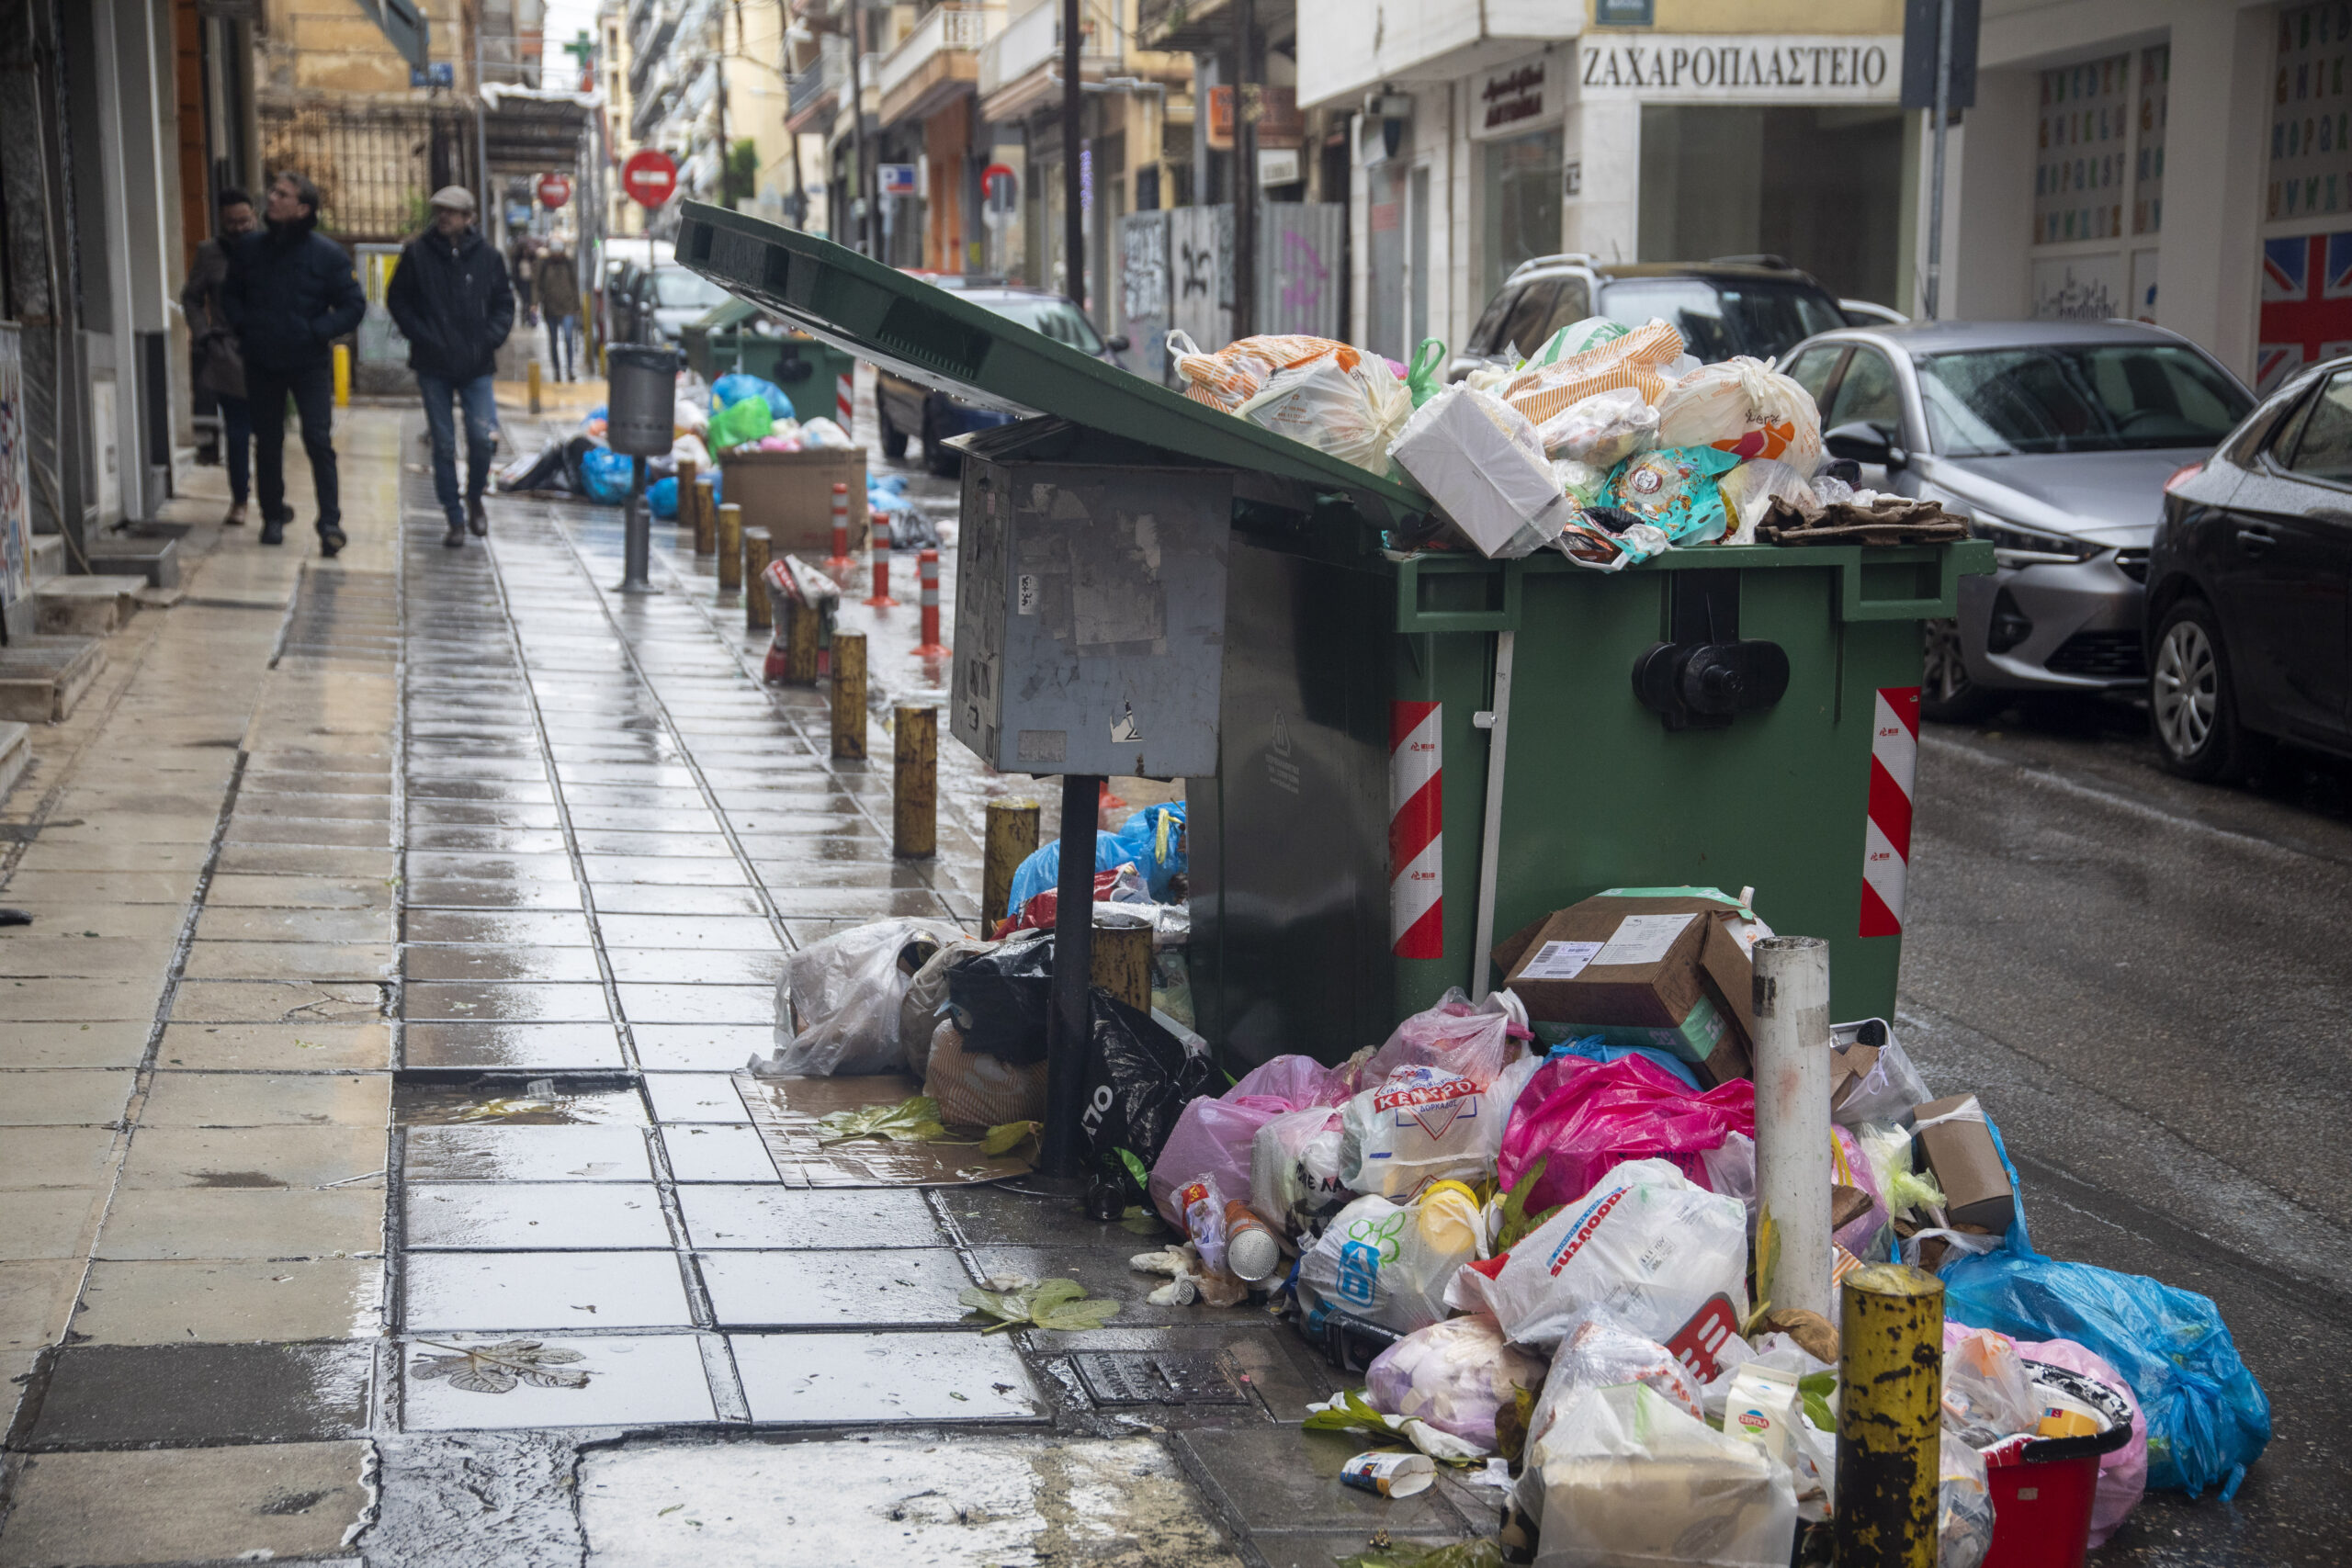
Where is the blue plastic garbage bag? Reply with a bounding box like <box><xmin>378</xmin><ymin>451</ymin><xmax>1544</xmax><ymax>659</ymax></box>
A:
<box><xmin>1544</xmin><ymin>1036</ymin><xmax>1702</xmax><ymax>1090</ymax></box>
<box><xmin>1004</xmin><ymin>831</ymin><xmax>1138</xmax><ymax>919</ymax></box>
<box><xmin>1940</xmin><ymin>1111</ymin><xmax>2268</xmax><ymax>1500</ymax></box>
<box><xmin>579</xmin><ymin>448</ymin><xmax>632</xmax><ymax>505</ymax></box>
<box><xmin>1108</xmin><ymin>803</ymin><xmax>1186</xmax><ymax>900</ymax></box>
<box><xmin>649</xmin><ymin>477</ymin><xmax>679</xmax><ymax>519</ymax></box>
<box><xmin>712</xmin><ymin>373</ymin><xmax>795</xmax><ymax>421</ymax></box>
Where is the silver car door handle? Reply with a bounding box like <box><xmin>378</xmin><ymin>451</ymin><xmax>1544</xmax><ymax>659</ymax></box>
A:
<box><xmin>2234</xmin><ymin>526</ymin><xmax>2276</xmax><ymax>557</ymax></box>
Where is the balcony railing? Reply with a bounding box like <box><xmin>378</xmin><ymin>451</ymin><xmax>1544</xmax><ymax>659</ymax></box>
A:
<box><xmin>786</xmin><ymin>32</ymin><xmax>849</xmax><ymax>120</ymax></box>
<box><xmin>876</xmin><ymin>4</ymin><xmax>992</xmax><ymax>109</ymax></box>
<box><xmin>978</xmin><ymin>0</ymin><xmax>1116</xmax><ymax>100</ymax></box>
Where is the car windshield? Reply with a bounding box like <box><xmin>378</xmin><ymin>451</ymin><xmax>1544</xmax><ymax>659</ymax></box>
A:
<box><xmin>1596</xmin><ymin>278</ymin><xmax>1848</xmax><ymax>362</ymax></box>
<box><xmin>652</xmin><ymin>270</ymin><xmax>731</xmax><ymax>309</ymax></box>
<box><xmin>978</xmin><ymin>296</ymin><xmax>1103</xmax><ymax>353</ymax></box>
<box><xmin>1915</xmin><ymin>345</ymin><xmax>2253</xmax><ymax>456</ymax></box>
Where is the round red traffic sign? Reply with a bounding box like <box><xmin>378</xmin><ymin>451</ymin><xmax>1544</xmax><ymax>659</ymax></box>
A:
<box><xmin>537</xmin><ymin>173</ymin><xmax>571</xmax><ymax>209</ymax></box>
<box><xmin>622</xmin><ymin>149</ymin><xmax>677</xmax><ymax>209</ymax></box>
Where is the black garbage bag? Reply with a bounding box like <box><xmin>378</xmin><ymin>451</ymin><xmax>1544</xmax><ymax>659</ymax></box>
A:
<box><xmin>944</xmin><ymin>933</ymin><xmax>1054</xmax><ymax>1065</ymax></box>
<box><xmin>1083</xmin><ymin>990</ymin><xmax>1214</xmax><ymax>1201</ymax></box>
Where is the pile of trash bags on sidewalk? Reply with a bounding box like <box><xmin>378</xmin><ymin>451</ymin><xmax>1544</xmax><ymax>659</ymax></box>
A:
<box><xmin>752</xmin><ymin>870</ymin><xmax>2269</xmax><ymax>1567</ymax></box>
<box><xmin>495</xmin><ymin>367</ymin><xmax>857</xmax><ymax>518</ymax></box>
<box><xmin>1168</xmin><ymin>321</ymin><xmax>1962</xmax><ymax>571</ymax></box>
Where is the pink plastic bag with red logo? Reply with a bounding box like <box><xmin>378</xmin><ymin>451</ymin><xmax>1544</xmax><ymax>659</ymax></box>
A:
<box><xmin>1496</xmin><ymin>1055</ymin><xmax>1756</xmax><ymax>1216</ymax></box>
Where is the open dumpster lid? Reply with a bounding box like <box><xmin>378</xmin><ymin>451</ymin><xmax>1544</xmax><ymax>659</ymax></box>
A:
<box><xmin>674</xmin><ymin>202</ymin><xmax>1432</xmax><ymax>526</ymax></box>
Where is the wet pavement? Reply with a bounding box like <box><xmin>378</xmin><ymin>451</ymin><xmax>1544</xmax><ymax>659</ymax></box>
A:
<box><xmin>4</xmin><ymin>376</ymin><xmax>2343</xmax><ymax>1563</ymax></box>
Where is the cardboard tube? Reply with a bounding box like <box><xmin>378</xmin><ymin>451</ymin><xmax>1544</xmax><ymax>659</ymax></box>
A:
<box><xmin>1754</xmin><ymin>934</ymin><xmax>1832</xmax><ymax>1318</ymax></box>
<box><xmin>830</xmin><ymin>631</ymin><xmax>866</xmax><ymax>761</ymax></box>
<box><xmin>1836</xmin><ymin>1262</ymin><xmax>1945</xmax><ymax>1568</ymax></box>
<box><xmin>893</xmin><ymin>705</ymin><xmax>937</xmax><ymax>858</ymax></box>
<box><xmin>983</xmin><ymin>798</ymin><xmax>1040</xmax><ymax>930</ymax></box>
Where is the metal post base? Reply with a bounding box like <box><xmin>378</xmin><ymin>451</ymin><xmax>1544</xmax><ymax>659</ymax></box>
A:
<box><xmin>1039</xmin><ymin>773</ymin><xmax>1103</xmax><ymax>1180</ymax></box>
<box><xmin>617</xmin><ymin>455</ymin><xmax>660</xmax><ymax>594</ymax></box>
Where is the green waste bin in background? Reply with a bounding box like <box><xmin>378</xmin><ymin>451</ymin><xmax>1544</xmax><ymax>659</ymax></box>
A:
<box><xmin>680</xmin><ymin>297</ymin><xmax>856</xmax><ymax>427</ymax></box>
<box><xmin>675</xmin><ymin>202</ymin><xmax>1992</xmax><ymax>1069</ymax></box>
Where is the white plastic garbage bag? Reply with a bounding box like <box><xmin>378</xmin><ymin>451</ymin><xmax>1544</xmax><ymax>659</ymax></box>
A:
<box><xmin>1527</xmin><ymin>1382</ymin><xmax>1799</xmax><ymax>1568</ymax></box>
<box><xmin>1939</xmin><ymin>1431</ymin><xmax>1996</xmax><ymax>1568</ymax></box>
<box><xmin>1365</xmin><ymin>1314</ymin><xmax>1546</xmax><ymax>1446</ymax></box>
<box><xmin>1656</xmin><ymin>355</ymin><xmax>1824</xmax><ymax>473</ymax></box>
<box><xmin>1526</xmin><ymin>1312</ymin><xmax>1706</xmax><ymax>1456</ymax></box>
<box><xmin>1342</xmin><ymin>1052</ymin><xmax>1542</xmax><ymax>1199</ymax></box>
<box><xmin>1535</xmin><ymin>387</ymin><xmax>1660</xmax><ymax>468</ymax></box>
<box><xmin>1234</xmin><ymin>353</ymin><xmax>1412</xmax><ymax>472</ymax></box>
<box><xmin>1445</xmin><ymin>1157</ymin><xmax>1748</xmax><ymax>1348</ymax></box>
<box><xmin>1250</xmin><ymin>1104</ymin><xmax>1351</xmax><ymax>1237</ymax></box>
<box><xmin>752</xmin><ymin>917</ymin><xmax>966</xmax><ymax>1076</ymax></box>
<box><xmin>1296</xmin><ymin>1190</ymin><xmax>1482</xmax><ymax>1336</ymax></box>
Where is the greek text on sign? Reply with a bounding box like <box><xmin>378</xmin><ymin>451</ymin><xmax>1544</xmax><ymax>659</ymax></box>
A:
<box><xmin>1578</xmin><ymin>36</ymin><xmax>1902</xmax><ymax>102</ymax></box>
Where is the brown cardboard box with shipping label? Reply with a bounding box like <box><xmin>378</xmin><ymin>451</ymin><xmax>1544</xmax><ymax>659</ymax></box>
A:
<box><xmin>1494</xmin><ymin>896</ymin><xmax>1758</xmax><ymax>1075</ymax></box>
<box><xmin>1911</xmin><ymin>1094</ymin><xmax>2016</xmax><ymax>1232</ymax></box>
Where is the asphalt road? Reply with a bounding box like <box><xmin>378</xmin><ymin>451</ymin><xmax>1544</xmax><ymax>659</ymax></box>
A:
<box><xmin>1899</xmin><ymin>696</ymin><xmax>2352</xmax><ymax>1563</ymax></box>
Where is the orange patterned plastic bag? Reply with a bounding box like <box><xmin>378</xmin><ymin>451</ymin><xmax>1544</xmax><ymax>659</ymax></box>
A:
<box><xmin>1501</xmin><ymin>318</ymin><xmax>1686</xmax><ymax>426</ymax></box>
<box><xmin>1171</xmin><ymin>332</ymin><xmax>1362</xmax><ymax>412</ymax></box>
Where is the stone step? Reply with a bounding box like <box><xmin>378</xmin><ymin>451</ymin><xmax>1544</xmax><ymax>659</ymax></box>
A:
<box><xmin>84</xmin><ymin>532</ymin><xmax>181</xmax><ymax>590</ymax></box>
<box><xmin>0</xmin><ymin>636</ymin><xmax>107</xmax><ymax>724</ymax></box>
<box><xmin>33</xmin><ymin>575</ymin><xmax>147</xmax><ymax>637</ymax></box>
<box><xmin>0</xmin><ymin>720</ymin><xmax>28</xmax><ymax>805</ymax></box>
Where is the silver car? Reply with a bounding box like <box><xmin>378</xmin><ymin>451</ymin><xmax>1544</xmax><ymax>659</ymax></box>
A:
<box><xmin>1779</xmin><ymin>321</ymin><xmax>2253</xmax><ymax>721</ymax></box>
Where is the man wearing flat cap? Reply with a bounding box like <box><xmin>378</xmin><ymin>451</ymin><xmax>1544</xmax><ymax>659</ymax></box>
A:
<box><xmin>387</xmin><ymin>186</ymin><xmax>516</xmax><ymax>547</ymax></box>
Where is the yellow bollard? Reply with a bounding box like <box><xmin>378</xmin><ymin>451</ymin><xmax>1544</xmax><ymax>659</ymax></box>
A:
<box><xmin>830</xmin><ymin>631</ymin><xmax>867</xmax><ymax>761</ymax></box>
<box><xmin>743</xmin><ymin>527</ymin><xmax>773</xmax><ymax>629</ymax></box>
<box><xmin>673</xmin><ymin>456</ymin><xmax>697</xmax><ymax>534</ymax></box>
<box><xmin>1090</xmin><ymin>913</ymin><xmax>1153</xmax><ymax>1010</ymax></box>
<box><xmin>1836</xmin><ymin>1262</ymin><xmax>1946</xmax><ymax>1568</ymax></box>
<box><xmin>527</xmin><ymin>357</ymin><xmax>542</xmax><ymax>414</ymax></box>
<box><xmin>782</xmin><ymin>591</ymin><xmax>821</xmax><ymax>684</ymax></box>
<box><xmin>694</xmin><ymin>477</ymin><xmax>718</xmax><ymax>556</ymax></box>
<box><xmin>982</xmin><ymin>797</ymin><xmax>1041</xmax><ymax>931</ymax></box>
<box><xmin>893</xmin><ymin>705</ymin><xmax>937</xmax><ymax>858</ymax></box>
<box><xmin>717</xmin><ymin>502</ymin><xmax>743</xmax><ymax>591</ymax></box>
<box><xmin>333</xmin><ymin>344</ymin><xmax>350</xmax><ymax>407</ymax></box>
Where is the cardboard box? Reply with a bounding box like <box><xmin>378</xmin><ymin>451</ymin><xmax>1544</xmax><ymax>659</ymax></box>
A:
<box><xmin>1828</xmin><ymin>1043</ymin><xmax>1882</xmax><ymax>1115</ymax></box>
<box><xmin>1911</xmin><ymin>1094</ymin><xmax>2015</xmax><ymax>1232</ymax></box>
<box><xmin>718</xmin><ymin>446</ymin><xmax>868</xmax><ymax>551</ymax></box>
<box><xmin>1494</xmin><ymin>895</ymin><xmax>1759</xmax><ymax>1077</ymax></box>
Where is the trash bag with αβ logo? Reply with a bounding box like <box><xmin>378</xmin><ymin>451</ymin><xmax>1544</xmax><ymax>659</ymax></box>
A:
<box><xmin>1295</xmin><ymin>1191</ymin><xmax>1482</xmax><ymax>1337</ymax></box>
<box><xmin>1080</xmin><ymin>990</ymin><xmax>1213</xmax><ymax>1201</ymax></box>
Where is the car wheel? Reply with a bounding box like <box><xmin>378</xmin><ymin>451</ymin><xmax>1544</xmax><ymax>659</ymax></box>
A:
<box><xmin>2150</xmin><ymin>598</ymin><xmax>2263</xmax><ymax>782</ymax></box>
<box><xmin>922</xmin><ymin>414</ymin><xmax>958</xmax><ymax>479</ymax></box>
<box><xmin>1919</xmin><ymin>617</ymin><xmax>2002</xmax><ymax>724</ymax></box>
<box><xmin>877</xmin><ymin>403</ymin><xmax>909</xmax><ymax>460</ymax></box>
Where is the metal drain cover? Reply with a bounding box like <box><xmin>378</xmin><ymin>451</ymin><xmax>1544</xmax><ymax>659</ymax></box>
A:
<box><xmin>1069</xmin><ymin>1350</ymin><xmax>1247</xmax><ymax>1407</ymax></box>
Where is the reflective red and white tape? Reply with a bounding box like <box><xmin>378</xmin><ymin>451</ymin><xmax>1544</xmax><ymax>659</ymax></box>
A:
<box><xmin>1390</xmin><ymin>700</ymin><xmax>1443</xmax><ymax>959</ymax></box>
<box><xmin>1860</xmin><ymin>684</ymin><xmax>1919</xmax><ymax>938</ymax></box>
<box><xmin>836</xmin><ymin>373</ymin><xmax>854</xmax><ymax>431</ymax></box>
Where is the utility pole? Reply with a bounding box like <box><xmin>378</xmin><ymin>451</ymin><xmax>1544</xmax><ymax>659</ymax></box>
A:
<box><xmin>1060</xmin><ymin>0</ymin><xmax>1084</xmax><ymax>310</ymax></box>
<box><xmin>1231</xmin><ymin>0</ymin><xmax>1255</xmax><ymax>339</ymax></box>
<box><xmin>848</xmin><ymin>0</ymin><xmax>876</xmax><ymax>255</ymax></box>
<box><xmin>1925</xmin><ymin>0</ymin><xmax>1952</xmax><ymax>320</ymax></box>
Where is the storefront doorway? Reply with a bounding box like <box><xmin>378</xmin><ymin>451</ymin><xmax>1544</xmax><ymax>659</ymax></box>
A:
<box><xmin>1638</xmin><ymin>106</ymin><xmax>1904</xmax><ymax>308</ymax></box>
<box><xmin>1483</xmin><ymin>127</ymin><xmax>1565</xmax><ymax>300</ymax></box>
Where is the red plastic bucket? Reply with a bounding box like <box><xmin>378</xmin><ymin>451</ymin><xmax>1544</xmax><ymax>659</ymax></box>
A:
<box><xmin>1979</xmin><ymin>1363</ymin><xmax>2135</xmax><ymax>1568</ymax></box>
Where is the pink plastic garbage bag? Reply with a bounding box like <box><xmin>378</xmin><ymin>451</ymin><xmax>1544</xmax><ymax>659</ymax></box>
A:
<box><xmin>1147</xmin><ymin>1054</ymin><xmax>1338</xmax><ymax>1229</ymax></box>
<box><xmin>1945</xmin><ymin>1322</ymin><xmax>2148</xmax><ymax>1547</ymax></box>
<box><xmin>1363</xmin><ymin>987</ymin><xmax>1527</xmax><ymax>1089</ymax></box>
<box><xmin>1496</xmin><ymin>1055</ymin><xmax>1755</xmax><ymax>1216</ymax></box>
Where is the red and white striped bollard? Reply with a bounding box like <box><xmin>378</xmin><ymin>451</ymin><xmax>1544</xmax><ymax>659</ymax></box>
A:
<box><xmin>864</xmin><ymin>508</ymin><xmax>899</xmax><ymax>607</ymax></box>
<box><xmin>822</xmin><ymin>481</ymin><xmax>854</xmax><ymax>581</ymax></box>
<box><xmin>1389</xmin><ymin>700</ymin><xmax>1443</xmax><ymax>959</ymax></box>
<box><xmin>1859</xmin><ymin>685</ymin><xmax>1919</xmax><ymax>937</ymax></box>
<box><xmin>910</xmin><ymin>547</ymin><xmax>948</xmax><ymax>659</ymax></box>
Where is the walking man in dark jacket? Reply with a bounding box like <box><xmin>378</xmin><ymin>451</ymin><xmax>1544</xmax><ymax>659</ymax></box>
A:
<box><xmin>386</xmin><ymin>186</ymin><xmax>515</xmax><ymax>548</ymax></box>
<box><xmin>222</xmin><ymin>171</ymin><xmax>367</xmax><ymax>553</ymax></box>
<box><xmin>535</xmin><ymin>239</ymin><xmax>582</xmax><ymax>382</ymax></box>
<box><xmin>179</xmin><ymin>186</ymin><xmax>258</xmax><ymax>526</ymax></box>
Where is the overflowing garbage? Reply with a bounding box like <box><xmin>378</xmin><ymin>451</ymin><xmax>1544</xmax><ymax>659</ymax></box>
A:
<box><xmin>495</xmin><ymin>366</ymin><xmax>858</xmax><ymax>516</ymax></box>
<box><xmin>1169</xmin><ymin>319</ymin><xmax>1962</xmax><ymax>570</ymax></box>
<box><xmin>754</xmin><ymin>862</ymin><xmax>2270</xmax><ymax>1566</ymax></box>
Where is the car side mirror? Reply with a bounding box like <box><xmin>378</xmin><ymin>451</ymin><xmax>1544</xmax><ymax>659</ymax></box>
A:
<box><xmin>1104</xmin><ymin>334</ymin><xmax>1131</xmax><ymax>354</ymax></box>
<box><xmin>1824</xmin><ymin>420</ymin><xmax>1907</xmax><ymax>469</ymax></box>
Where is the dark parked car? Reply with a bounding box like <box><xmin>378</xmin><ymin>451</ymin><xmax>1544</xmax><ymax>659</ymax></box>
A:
<box><xmin>2147</xmin><ymin>357</ymin><xmax>2352</xmax><ymax>779</ymax></box>
<box><xmin>1779</xmin><ymin>321</ymin><xmax>2253</xmax><ymax>722</ymax></box>
<box><xmin>875</xmin><ymin>285</ymin><xmax>1126</xmax><ymax>475</ymax></box>
<box><xmin>1450</xmin><ymin>255</ymin><xmax>1849</xmax><ymax>379</ymax></box>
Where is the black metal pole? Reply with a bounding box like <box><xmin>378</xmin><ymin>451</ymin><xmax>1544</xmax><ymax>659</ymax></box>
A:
<box><xmin>621</xmin><ymin>455</ymin><xmax>652</xmax><ymax>592</ymax></box>
<box><xmin>1040</xmin><ymin>772</ymin><xmax>1101</xmax><ymax>1179</ymax></box>
<box><xmin>1231</xmin><ymin>0</ymin><xmax>1255</xmax><ymax>339</ymax></box>
<box><xmin>1060</xmin><ymin>0</ymin><xmax>1085</xmax><ymax>310</ymax></box>
<box><xmin>848</xmin><ymin>0</ymin><xmax>876</xmax><ymax>256</ymax></box>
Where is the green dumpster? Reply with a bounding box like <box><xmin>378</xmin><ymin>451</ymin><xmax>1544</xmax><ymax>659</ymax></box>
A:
<box><xmin>675</xmin><ymin>201</ymin><xmax>1991</xmax><ymax>1068</ymax></box>
<box><xmin>680</xmin><ymin>296</ymin><xmax>856</xmax><ymax>427</ymax></box>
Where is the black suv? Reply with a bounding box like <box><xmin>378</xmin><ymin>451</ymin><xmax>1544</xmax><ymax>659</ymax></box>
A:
<box><xmin>1451</xmin><ymin>255</ymin><xmax>1851</xmax><ymax>378</ymax></box>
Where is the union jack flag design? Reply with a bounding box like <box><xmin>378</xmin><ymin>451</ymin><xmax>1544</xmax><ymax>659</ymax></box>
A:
<box><xmin>2257</xmin><ymin>231</ymin><xmax>2352</xmax><ymax>392</ymax></box>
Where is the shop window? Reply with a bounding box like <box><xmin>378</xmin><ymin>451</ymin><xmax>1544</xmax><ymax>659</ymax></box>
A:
<box><xmin>1481</xmin><ymin>127</ymin><xmax>1564</xmax><ymax>301</ymax></box>
<box><xmin>2034</xmin><ymin>52</ymin><xmax>2132</xmax><ymax>244</ymax></box>
<box><xmin>2134</xmin><ymin>45</ymin><xmax>2167</xmax><ymax>233</ymax></box>
<box><xmin>2269</xmin><ymin>5</ymin><xmax>2352</xmax><ymax>220</ymax></box>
